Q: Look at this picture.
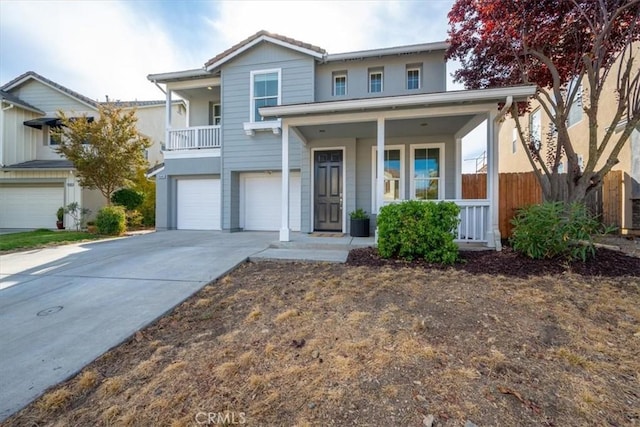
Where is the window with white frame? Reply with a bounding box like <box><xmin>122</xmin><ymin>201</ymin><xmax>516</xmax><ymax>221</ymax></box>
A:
<box><xmin>333</xmin><ymin>72</ymin><xmax>347</xmax><ymax>96</ymax></box>
<box><xmin>411</xmin><ymin>144</ymin><xmax>444</xmax><ymax>200</ymax></box>
<box><xmin>406</xmin><ymin>66</ymin><xmax>421</xmax><ymax>90</ymax></box>
<box><xmin>567</xmin><ymin>79</ymin><xmax>583</xmax><ymax>127</ymax></box>
<box><xmin>371</xmin><ymin>146</ymin><xmax>405</xmax><ymax>209</ymax></box>
<box><xmin>250</xmin><ymin>69</ymin><xmax>280</xmax><ymax>122</ymax></box>
<box><xmin>530</xmin><ymin>108</ymin><xmax>542</xmax><ymax>150</ymax></box>
<box><xmin>369</xmin><ymin>69</ymin><xmax>383</xmax><ymax>93</ymax></box>
<box><xmin>209</xmin><ymin>103</ymin><xmax>221</xmax><ymax>125</ymax></box>
<box><xmin>512</xmin><ymin>128</ymin><xmax>518</xmax><ymax>153</ymax></box>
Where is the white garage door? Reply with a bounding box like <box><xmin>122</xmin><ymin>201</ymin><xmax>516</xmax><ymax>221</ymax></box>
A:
<box><xmin>0</xmin><ymin>185</ymin><xmax>64</xmax><ymax>229</ymax></box>
<box><xmin>241</xmin><ymin>172</ymin><xmax>301</xmax><ymax>231</ymax></box>
<box><xmin>177</xmin><ymin>179</ymin><xmax>221</xmax><ymax>230</ymax></box>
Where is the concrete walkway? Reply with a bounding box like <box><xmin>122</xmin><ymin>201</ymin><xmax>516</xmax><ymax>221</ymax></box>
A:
<box><xmin>0</xmin><ymin>230</ymin><xmax>373</xmax><ymax>421</ymax></box>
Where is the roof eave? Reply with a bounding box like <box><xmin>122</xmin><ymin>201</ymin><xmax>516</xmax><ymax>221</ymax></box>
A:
<box><xmin>324</xmin><ymin>41</ymin><xmax>449</xmax><ymax>62</ymax></box>
<box><xmin>2</xmin><ymin>73</ymin><xmax>99</xmax><ymax>111</ymax></box>
<box><xmin>260</xmin><ymin>85</ymin><xmax>538</xmax><ymax>117</ymax></box>
<box><xmin>0</xmin><ymin>98</ymin><xmax>45</xmax><ymax>115</ymax></box>
<box><xmin>147</xmin><ymin>69</ymin><xmax>213</xmax><ymax>83</ymax></box>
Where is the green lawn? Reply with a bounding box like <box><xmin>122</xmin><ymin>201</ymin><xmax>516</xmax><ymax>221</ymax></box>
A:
<box><xmin>0</xmin><ymin>229</ymin><xmax>102</xmax><ymax>252</ymax></box>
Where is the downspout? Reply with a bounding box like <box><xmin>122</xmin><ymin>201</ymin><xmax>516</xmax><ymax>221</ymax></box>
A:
<box><xmin>488</xmin><ymin>96</ymin><xmax>513</xmax><ymax>251</ymax></box>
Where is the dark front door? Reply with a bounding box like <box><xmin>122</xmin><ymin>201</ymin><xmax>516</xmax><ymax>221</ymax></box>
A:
<box><xmin>314</xmin><ymin>150</ymin><xmax>343</xmax><ymax>231</ymax></box>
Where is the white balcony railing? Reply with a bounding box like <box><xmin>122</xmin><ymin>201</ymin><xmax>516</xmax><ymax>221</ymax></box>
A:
<box><xmin>166</xmin><ymin>125</ymin><xmax>221</xmax><ymax>151</ymax></box>
<box><xmin>382</xmin><ymin>199</ymin><xmax>490</xmax><ymax>243</ymax></box>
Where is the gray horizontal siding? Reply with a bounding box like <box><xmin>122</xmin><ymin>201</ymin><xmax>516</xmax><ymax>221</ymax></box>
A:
<box><xmin>315</xmin><ymin>51</ymin><xmax>446</xmax><ymax>102</ymax></box>
<box><xmin>12</xmin><ymin>80</ymin><xmax>95</xmax><ymax>114</ymax></box>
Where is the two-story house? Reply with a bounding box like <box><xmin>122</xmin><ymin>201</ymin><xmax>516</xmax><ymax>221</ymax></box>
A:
<box><xmin>0</xmin><ymin>71</ymin><xmax>184</xmax><ymax>229</ymax></box>
<box><xmin>498</xmin><ymin>43</ymin><xmax>640</xmax><ymax>233</ymax></box>
<box><xmin>148</xmin><ymin>31</ymin><xmax>536</xmax><ymax>248</ymax></box>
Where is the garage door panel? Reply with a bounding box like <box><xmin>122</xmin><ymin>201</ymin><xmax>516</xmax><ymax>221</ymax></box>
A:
<box><xmin>241</xmin><ymin>173</ymin><xmax>300</xmax><ymax>231</ymax></box>
<box><xmin>0</xmin><ymin>186</ymin><xmax>64</xmax><ymax>229</ymax></box>
<box><xmin>177</xmin><ymin>179</ymin><xmax>220</xmax><ymax>230</ymax></box>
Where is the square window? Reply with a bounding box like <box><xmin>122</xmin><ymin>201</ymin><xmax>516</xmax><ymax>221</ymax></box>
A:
<box><xmin>369</xmin><ymin>70</ymin><xmax>383</xmax><ymax>93</ymax></box>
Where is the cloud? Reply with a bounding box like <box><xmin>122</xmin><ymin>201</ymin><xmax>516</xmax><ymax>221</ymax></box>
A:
<box><xmin>0</xmin><ymin>0</ymin><xmax>190</xmax><ymax>101</ymax></box>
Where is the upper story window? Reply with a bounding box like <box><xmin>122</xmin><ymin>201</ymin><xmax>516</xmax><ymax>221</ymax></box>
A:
<box><xmin>567</xmin><ymin>80</ymin><xmax>583</xmax><ymax>127</ymax></box>
<box><xmin>530</xmin><ymin>108</ymin><xmax>542</xmax><ymax>150</ymax></box>
<box><xmin>406</xmin><ymin>66</ymin><xmax>421</xmax><ymax>90</ymax></box>
<box><xmin>369</xmin><ymin>68</ymin><xmax>383</xmax><ymax>93</ymax></box>
<box><xmin>333</xmin><ymin>72</ymin><xmax>347</xmax><ymax>96</ymax></box>
<box><xmin>250</xmin><ymin>69</ymin><xmax>281</xmax><ymax>122</ymax></box>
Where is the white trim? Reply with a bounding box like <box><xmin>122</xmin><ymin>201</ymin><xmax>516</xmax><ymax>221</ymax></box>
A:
<box><xmin>455</xmin><ymin>138</ymin><xmax>462</xmax><ymax>199</ymax></box>
<box><xmin>369</xmin><ymin>70</ymin><xmax>383</xmax><ymax>93</ymax></box>
<box><xmin>165</xmin><ymin>77</ymin><xmax>220</xmax><ymax>91</ymax></box>
<box><xmin>206</xmin><ymin>35</ymin><xmax>324</xmax><ymax>71</ymax></box>
<box><xmin>376</xmin><ymin>119</ymin><xmax>385</xmax><ymax>213</ymax></box>
<box><xmin>280</xmin><ymin>123</ymin><xmax>290</xmax><ymax>241</ymax></box>
<box><xmin>243</xmin><ymin>119</ymin><xmax>282</xmax><ymax>136</ymax></box>
<box><xmin>146</xmin><ymin>165</ymin><xmax>165</xmax><ymax>178</ymax></box>
<box><xmin>261</xmin><ymin>85</ymin><xmax>537</xmax><ymax>118</ymax></box>
<box><xmin>371</xmin><ymin>145</ymin><xmax>405</xmax><ymax>213</ymax></box>
<box><xmin>410</xmin><ymin>143</ymin><xmax>445</xmax><ymax>200</ymax></box>
<box><xmin>2</xmin><ymin>75</ymin><xmax>98</xmax><ymax>111</ymax></box>
<box><xmin>249</xmin><ymin>68</ymin><xmax>282</xmax><ymax>123</ymax></box>
<box><xmin>325</xmin><ymin>41</ymin><xmax>449</xmax><ymax>62</ymax></box>
<box><xmin>163</xmin><ymin>148</ymin><xmax>221</xmax><ymax>159</ymax></box>
<box><xmin>333</xmin><ymin>73</ymin><xmax>347</xmax><ymax>97</ymax></box>
<box><xmin>406</xmin><ymin>67</ymin><xmax>421</xmax><ymax>90</ymax></box>
<box><xmin>310</xmin><ymin>147</ymin><xmax>346</xmax><ymax>233</ymax></box>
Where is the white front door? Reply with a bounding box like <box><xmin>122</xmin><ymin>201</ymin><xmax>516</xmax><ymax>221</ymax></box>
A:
<box><xmin>240</xmin><ymin>172</ymin><xmax>301</xmax><ymax>231</ymax></box>
<box><xmin>176</xmin><ymin>179</ymin><xmax>221</xmax><ymax>230</ymax></box>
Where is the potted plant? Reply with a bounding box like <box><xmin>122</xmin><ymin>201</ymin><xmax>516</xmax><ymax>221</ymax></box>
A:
<box><xmin>349</xmin><ymin>208</ymin><xmax>370</xmax><ymax>237</ymax></box>
<box><xmin>56</xmin><ymin>207</ymin><xmax>65</xmax><ymax>230</ymax></box>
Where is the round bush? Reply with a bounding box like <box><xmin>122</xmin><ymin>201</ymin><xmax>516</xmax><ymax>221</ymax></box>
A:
<box><xmin>111</xmin><ymin>188</ymin><xmax>144</xmax><ymax>211</ymax></box>
<box><xmin>96</xmin><ymin>205</ymin><xmax>127</xmax><ymax>235</ymax></box>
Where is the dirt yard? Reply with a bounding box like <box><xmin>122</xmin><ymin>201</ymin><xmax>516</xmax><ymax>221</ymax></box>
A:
<box><xmin>4</xmin><ymin>248</ymin><xmax>639</xmax><ymax>426</ymax></box>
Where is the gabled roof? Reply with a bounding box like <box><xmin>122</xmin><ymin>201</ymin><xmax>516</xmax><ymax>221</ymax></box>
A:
<box><xmin>1</xmin><ymin>71</ymin><xmax>99</xmax><ymax>110</ymax></box>
<box><xmin>0</xmin><ymin>89</ymin><xmax>45</xmax><ymax>114</ymax></box>
<box><xmin>204</xmin><ymin>30</ymin><xmax>326</xmax><ymax>71</ymax></box>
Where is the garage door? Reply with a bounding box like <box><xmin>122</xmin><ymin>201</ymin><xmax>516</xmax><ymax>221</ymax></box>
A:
<box><xmin>0</xmin><ymin>185</ymin><xmax>64</xmax><ymax>229</ymax></box>
<box><xmin>177</xmin><ymin>179</ymin><xmax>221</xmax><ymax>230</ymax></box>
<box><xmin>241</xmin><ymin>172</ymin><xmax>301</xmax><ymax>231</ymax></box>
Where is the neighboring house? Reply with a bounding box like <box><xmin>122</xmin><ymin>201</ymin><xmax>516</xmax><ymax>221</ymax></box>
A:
<box><xmin>148</xmin><ymin>30</ymin><xmax>536</xmax><ymax>248</ymax></box>
<box><xmin>498</xmin><ymin>43</ymin><xmax>640</xmax><ymax>233</ymax></box>
<box><xmin>0</xmin><ymin>71</ymin><xmax>176</xmax><ymax>229</ymax></box>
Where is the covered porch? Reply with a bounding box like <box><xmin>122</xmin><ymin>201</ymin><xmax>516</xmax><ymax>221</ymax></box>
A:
<box><xmin>262</xmin><ymin>86</ymin><xmax>536</xmax><ymax>249</ymax></box>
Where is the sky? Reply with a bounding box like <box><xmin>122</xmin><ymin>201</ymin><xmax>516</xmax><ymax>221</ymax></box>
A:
<box><xmin>0</xmin><ymin>0</ymin><xmax>487</xmax><ymax>171</ymax></box>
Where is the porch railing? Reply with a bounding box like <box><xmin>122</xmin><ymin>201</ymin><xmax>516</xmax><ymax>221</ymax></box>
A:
<box><xmin>166</xmin><ymin>125</ymin><xmax>221</xmax><ymax>150</ymax></box>
<box><xmin>382</xmin><ymin>199</ymin><xmax>490</xmax><ymax>243</ymax></box>
<box><xmin>452</xmin><ymin>199</ymin><xmax>490</xmax><ymax>243</ymax></box>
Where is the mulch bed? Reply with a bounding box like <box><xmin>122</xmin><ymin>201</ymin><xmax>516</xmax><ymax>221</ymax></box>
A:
<box><xmin>347</xmin><ymin>246</ymin><xmax>640</xmax><ymax>278</ymax></box>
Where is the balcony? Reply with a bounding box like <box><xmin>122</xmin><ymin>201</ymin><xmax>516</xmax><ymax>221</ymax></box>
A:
<box><xmin>166</xmin><ymin>125</ymin><xmax>221</xmax><ymax>151</ymax></box>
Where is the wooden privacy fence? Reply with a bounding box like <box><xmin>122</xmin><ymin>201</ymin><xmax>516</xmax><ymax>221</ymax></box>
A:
<box><xmin>462</xmin><ymin>171</ymin><xmax>623</xmax><ymax>238</ymax></box>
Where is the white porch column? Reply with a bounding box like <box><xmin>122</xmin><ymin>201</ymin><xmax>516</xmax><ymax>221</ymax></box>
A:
<box><xmin>165</xmin><ymin>89</ymin><xmax>172</xmax><ymax>149</ymax></box>
<box><xmin>455</xmin><ymin>137</ymin><xmax>462</xmax><ymax>199</ymax></box>
<box><xmin>486</xmin><ymin>112</ymin><xmax>501</xmax><ymax>249</ymax></box>
<box><xmin>280</xmin><ymin>122</ymin><xmax>290</xmax><ymax>241</ymax></box>
<box><xmin>376</xmin><ymin>117</ymin><xmax>385</xmax><ymax>213</ymax></box>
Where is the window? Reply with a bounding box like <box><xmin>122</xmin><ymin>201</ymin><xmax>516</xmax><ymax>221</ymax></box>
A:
<box><xmin>333</xmin><ymin>72</ymin><xmax>347</xmax><ymax>96</ymax></box>
<box><xmin>369</xmin><ymin>69</ymin><xmax>383</xmax><ymax>93</ymax></box>
<box><xmin>557</xmin><ymin>161</ymin><xmax>565</xmax><ymax>174</ymax></box>
<box><xmin>411</xmin><ymin>144</ymin><xmax>444</xmax><ymax>200</ymax></box>
<box><xmin>372</xmin><ymin>146</ymin><xmax>405</xmax><ymax>210</ymax></box>
<box><xmin>567</xmin><ymin>80</ymin><xmax>583</xmax><ymax>127</ymax></box>
<box><xmin>250</xmin><ymin>69</ymin><xmax>280</xmax><ymax>122</ymax></box>
<box><xmin>512</xmin><ymin>128</ymin><xmax>518</xmax><ymax>153</ymax></box>
<box><xmin>407</xmin><ymin>67</ymin><xmax>421</xmax><ymax>90</ymax></box>
<box><xmin>48</xmin><ymin>127</ymin><xmax>59</xmax><ymax>145</ymax></box>
<box><xmin>530</xmin><ymin>108</ymin><xmax>542</xmax><ymax>150</ymax></box>
<box><xmin>209</xmin><ymin>103</ymin><xmax>221</xmax><ymax>125</ymax></box>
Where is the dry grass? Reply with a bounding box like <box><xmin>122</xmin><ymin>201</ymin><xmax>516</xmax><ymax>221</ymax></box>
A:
<box><xmin>5</xmin><ymin>262</ymin><xmax>639</xmax><ymax>426</ymax></box>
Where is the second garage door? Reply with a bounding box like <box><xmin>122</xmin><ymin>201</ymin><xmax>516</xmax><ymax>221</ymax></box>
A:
<box><xmin>0</xmin><ymin>184</ymin><xmax>64</xmax><ymax>229</ymax></box>
<box><xmin>176</xmin><ymin>179</ymin><xmax>221</xmax><ymax>230</ymax></box>
<box><xmin>241</xmin><ymin>172</ymin><xmax>301</xmax><ymax>231</ymax></box>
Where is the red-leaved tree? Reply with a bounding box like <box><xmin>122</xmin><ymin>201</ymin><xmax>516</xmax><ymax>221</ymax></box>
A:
<box><xmin>447</xmin><ymin>0</ymin><xmax>640</xmax><ymax>203</ymax></box>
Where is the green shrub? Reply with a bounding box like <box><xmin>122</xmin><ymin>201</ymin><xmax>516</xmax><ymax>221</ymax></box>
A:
<box><xmin>95</xmin><ymin>205</ymin><xmax>126</xmax><ymax>235</ymax></box>
<box><xmin>111</xmin><ymin>188</ymin><xmax>144</xmax><ymax>211</ymax></box>
<box><xmin>125</xmin><ymin>209</ymin><xmax>143</xmax><ymax>229</ymax></box>
<box><xmin>131</xmin><ymin>170</ymin><xmax>156</xmax><ymax>227</ymax></box>
<box><xmin>510</xmin><ymin>201</ymin><xmax>604</xmax><ymax>261</ymax></box>
<box><xmin>377</xmin><ymin>200</ymin><xmax>460</xmax><ymax>264</ymax></box>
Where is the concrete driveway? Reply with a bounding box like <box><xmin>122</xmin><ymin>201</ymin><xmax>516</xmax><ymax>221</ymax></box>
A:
<box><xmin>0</xmin><ymin>230</ymin><xmax>275</xmax><ymax>421</ymax></box>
